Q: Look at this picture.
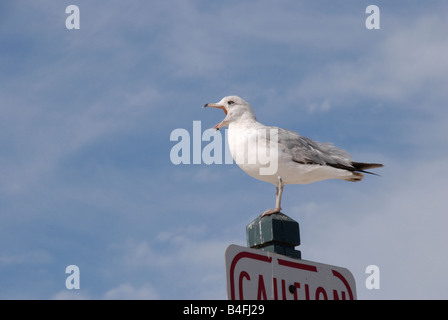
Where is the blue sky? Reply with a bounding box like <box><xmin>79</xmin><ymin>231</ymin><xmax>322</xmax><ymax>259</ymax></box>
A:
<box><xmin>1</xmin><ymin>0</ymin><xmax>447</xmax><ymax>299</ymax></box>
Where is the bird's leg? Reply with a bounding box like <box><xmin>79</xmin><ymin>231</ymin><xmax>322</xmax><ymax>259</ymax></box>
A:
<box><xmin>262</xmin><ymin>176</ymin><xmax>283</xmax><ymax>217</ymax></box>
<box><xmin>276</xmin><ymin>176</ymin><xmax>284</xmax><ymax>211</ymax></box>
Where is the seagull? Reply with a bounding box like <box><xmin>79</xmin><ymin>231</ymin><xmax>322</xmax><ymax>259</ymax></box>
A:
<box><xmin>203</xmin><ymin>95</ymin><xmax>383</xmax><ymax>216</ymax></box>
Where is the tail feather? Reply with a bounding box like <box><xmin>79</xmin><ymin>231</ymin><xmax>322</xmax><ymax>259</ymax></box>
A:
<box><xmin>351</xmin><ymin>162</ymin><xmax>384</xmax><ymax>176</ymax></box>
<box><xmin>328</xmin><ymin>161</ymin><xmax>383</xmax><ymax>181</ymax></box>
<box><xmin>352</xmin><ymin>162</ymin><xmax>384</xmax><ymax>171</ymax></box>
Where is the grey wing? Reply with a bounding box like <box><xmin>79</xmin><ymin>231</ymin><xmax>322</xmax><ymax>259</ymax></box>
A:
<box><xmin>274</xmin><ymin>127</ymin><xmax>353</xmax><ymax>167</ymax></box>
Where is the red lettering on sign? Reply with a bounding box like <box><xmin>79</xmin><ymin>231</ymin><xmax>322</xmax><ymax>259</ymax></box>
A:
<box><xmin>281</xmin><ymin>279</ymin><xmax>287</xmax><ymax>300</ymax></box>
<box><xmin>238</xmin><ymin>271</ymin><xmax>250</xmax><ymax>300</ymax></box>
<box><xmin>315</xmin><ymin>286</ymin><xmax>328</xmax><ymax>300</ymax></box>
<box><xmin>333</xmin><ymin>290</ymin><xmax>346</xmax><ymax>300</ymax></box>
<box><xmin>305</xmin><ymin>283</ymin><xmax>310</xmax><ymax>300</ymax></box>
<box><xmin>257</xmin><ymin>275</ymin><xmax>267</xmax><ymax>300</ymax></box>
<box><xmin>229</xmin><ymin>251</ymin><xmax>272</xmax><ymax>300</ymax></box>
<box><xmin>292</xmin><ymin>282</ymin><xmax>300</xmax><ymax>300</ymax></box>
<box><xmin>331</xmin><ymin>269</ymin><xmax>354</xmax><ymax>300</ymax></box>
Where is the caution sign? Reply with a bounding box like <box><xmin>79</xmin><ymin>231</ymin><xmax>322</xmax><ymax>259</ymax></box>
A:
<box><xmin>225</xmin><ymin>245</ymin><xmax>356</xmax><ymax>300</ymax></box>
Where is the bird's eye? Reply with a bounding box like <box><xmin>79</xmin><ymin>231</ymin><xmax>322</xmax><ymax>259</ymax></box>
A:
<box><xmin>228</xmin><ymin>101</ymin><xmax>235</xmax><ymax>105</ymax></box>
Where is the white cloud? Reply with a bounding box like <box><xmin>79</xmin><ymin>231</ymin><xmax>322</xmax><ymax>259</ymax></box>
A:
<box><xmin>290</xmin><ymin>13</ymin><xmax>448</xmax><ymax>110</ymax></box>
<box><xmin>103</xmin><ymin>283</ymin><xmax>159</xmax><ymax>300</ymax></box>
<box><xmin>0</xmin><ymin>2</ymin><xmax>170</xmax><ymax>197</ymax></box>
<box><xmin>0</xmin><ymin>250</ymin><xmax>53</xmax><ymax>266</ymax></box>
<box><xmin>51</xmin><ymin>281</ymin><xmax>160</xmax><ymax>300</ymax></box>
<box><xmin>51</xmin><ymin>283</ymin><xmax>159</xmax><ymax>300</ymax></box>
<box><xmin>112</xmin><ymin>225</ymin><xmax>244</xmax><ymax>299</ymax></box>
<box><xmin>52</xmin><ymin>290</ymin><xmax>91</xmax><ymax>300</ymax></box>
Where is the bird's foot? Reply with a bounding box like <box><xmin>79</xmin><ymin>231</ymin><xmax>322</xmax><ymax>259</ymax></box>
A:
<box><xmin>261</xmin><ymin>208</ymin><xmax>281</xmax><ymax>217</ymax></box>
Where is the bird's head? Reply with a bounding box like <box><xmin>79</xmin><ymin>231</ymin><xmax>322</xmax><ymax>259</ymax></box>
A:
<box><xmin>203</xmin><ymin>96</ymin><xmax>256</xmax><ymax>130</ymax></box>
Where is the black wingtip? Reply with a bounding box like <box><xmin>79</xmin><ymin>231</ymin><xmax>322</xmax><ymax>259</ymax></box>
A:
<box><xmin>351</xmin><ymin>162</ymin><xmax>384</xmax><ymax>176</ymax></box>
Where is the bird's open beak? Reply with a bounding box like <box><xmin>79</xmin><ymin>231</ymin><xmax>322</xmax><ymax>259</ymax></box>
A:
<box><xmin>203</xmin><ymin>103</ymin><xmax>228</xmax><ymax>130</ymax></box>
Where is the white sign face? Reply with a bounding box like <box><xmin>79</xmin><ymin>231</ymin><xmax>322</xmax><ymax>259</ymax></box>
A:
<box><xmin>225</xmin><ymin>245</ymin><xmax>357</xmax><ymax>300</ymax></box>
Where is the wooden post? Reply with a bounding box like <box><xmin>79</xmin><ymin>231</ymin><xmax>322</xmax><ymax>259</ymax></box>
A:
<box><xmin>246</xmin><ymin>212</ymin><xmax>301</xmax><ymax>259</ymax></box>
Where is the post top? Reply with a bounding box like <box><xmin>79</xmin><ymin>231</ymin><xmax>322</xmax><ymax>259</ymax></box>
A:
<box><xmin>246</xmin><ymin>212</ymin><xmax>301</xmax><ymax>259</ymax></box>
